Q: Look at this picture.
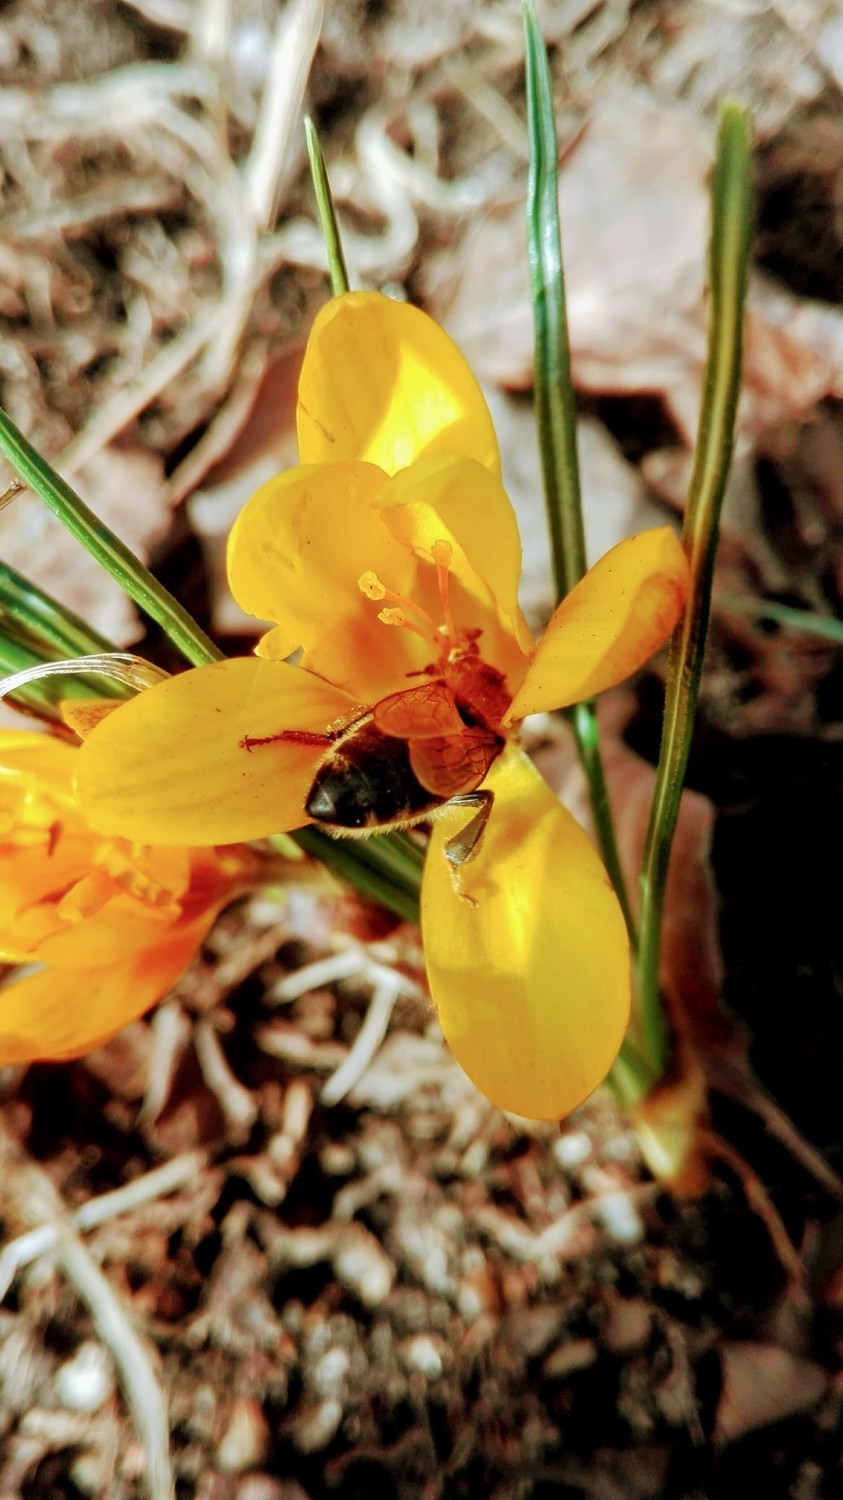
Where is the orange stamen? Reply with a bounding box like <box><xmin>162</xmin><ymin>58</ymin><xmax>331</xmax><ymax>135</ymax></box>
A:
<box><xmin>431</xmin><ymin>539</ymin><xmax>457</xmax><ymax>647</ymax></box>
<box><xmin>358</xmin><ymin>571</ymin><xmax>387</xmax><ymax>602</ymax></box>
<box><xmin>377</xmin><ymin>607</ymin><xmax>432</xmax><ymax>642</ymax></box>
<box><xmin>357</xmin><ymin>571</ymin><xmax>439</xmax><ymax>646</ymax></box>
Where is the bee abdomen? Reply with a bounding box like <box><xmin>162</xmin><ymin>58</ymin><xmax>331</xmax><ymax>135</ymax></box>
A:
<box><xmin>306</xmin><ymin>727</ymin><xmax>436</xmax><ymax>829</ymax></box>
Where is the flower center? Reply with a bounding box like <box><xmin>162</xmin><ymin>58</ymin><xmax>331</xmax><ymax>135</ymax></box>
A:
<box><xmin>358</xmin><ymin>539</ymin><xmax>465</xmax><ymax>663</ymax></box>
<box><xmin>357</xmin><ymin>540</ymin><xmax>514</xmax><ymax>730</ymax></box>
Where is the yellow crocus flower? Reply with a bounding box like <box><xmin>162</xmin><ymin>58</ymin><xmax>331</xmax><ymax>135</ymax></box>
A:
<box><xmin>0</xmin><ymin>731</ymin><xmax>250</xmax><ymax>1064</ymax></box>
<box><xmin>76</xmin><ymin>292</ymin><xmax>689</xmax><ymax>1118</ymax></box>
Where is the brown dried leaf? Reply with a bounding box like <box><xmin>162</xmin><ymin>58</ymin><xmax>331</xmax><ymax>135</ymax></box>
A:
<box><xmin>429</xmin><ymin>89</ymin><xmax>843</xmax><ymax>443</ymax></box>
<box><xmin>717</xmin><ymin>1342</ymin><xmax>827</xmax><ymax>1443</ymax></box>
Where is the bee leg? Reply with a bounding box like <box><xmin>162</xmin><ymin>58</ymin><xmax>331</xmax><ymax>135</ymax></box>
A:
<box><xmin>443</xmin><ymin>790</ymin><xmax>493</xmax><ymax>901</ymax></box>
<box><xmin>241</xmin><ymin>729</ymin><xmax>331</xmax><ymax>753</ymax></box>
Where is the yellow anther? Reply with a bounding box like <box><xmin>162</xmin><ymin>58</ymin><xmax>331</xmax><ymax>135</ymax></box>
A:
<box><xmin>431</xmin><ymin>539</ymin><xmax>453</xmax><ymax>569</ymax></box>
<box><xmin>359</xmin><ymin>566</ymin><xmax>443</xmax><ymax>648</ymax></box>
<box><xmin>378</xmin><ymin>606</ymin><xmax>431</xmax><ymax>642</ymax></box>
<box><xmin>358</xmin><ymin>571</ymin><xmax>386</xmax><ymax>601</ymax></box>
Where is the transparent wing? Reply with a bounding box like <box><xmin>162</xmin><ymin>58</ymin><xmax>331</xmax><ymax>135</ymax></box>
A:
<box><xmin>409</xmin><ymin>729</ymin><xmax>501</xmax><ymax>797</ymax></box>
<box><xmin>372</xmin><ymin>679</ymin><xmax>464</xmax><ymax>739</ymax></box>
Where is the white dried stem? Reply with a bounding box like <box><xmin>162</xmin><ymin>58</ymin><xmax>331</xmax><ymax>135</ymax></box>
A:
<box><xmin>194</xmin><ymin>1018</ymin><xmax>259</xmax><ymax>1140</ymax></box>
<box><xmin>0</xmin><ymin>1125</ymin><xmax>178</xmax><ymax>1500</ymax></box>
<box><xmin>269</xmin><ymin>948</ymin><xmax>367</xmax><ymax>1003</ymax></box>
<box><xmin>163</xmin><ymin>340</ymin><xmax>271</xmax><ymax>505</ymax></box>
<box><xmin>53</xmin><ymin>1224</ymin><xmax>174</xmax><ymax>1500</ymax></box>
<box><xmin>0</xmin><ymin>66</ymin><xmax>214</xmax><ymax>136</ymax></box>
<box><xmin>244</xmin><ymin>0</ymin><xmax>325</xmax><ymax>231</ymax></box>
<box><xmin>269</xmin><ymin>947</ymin><xmax>426</xmax><ymax>1006</ymax></box>
<box><xmin>321</xmin><ymin>981</ymin><xmax>399</xmax><ymax>1107</ymax></box>
<box><xmin>0</xmin><ymin>654</ymin><xmax>168</xmax><ymax>703</ymax></box>
<box><xmin>138</xmin><ymin>1001</ymin><xmax>193</xmax><ymax>1126</ymax></box>
<box><xmin>0</xmin><ymin>1149</ymin><xmax>207</xmax><ymax>1300</ymax></box>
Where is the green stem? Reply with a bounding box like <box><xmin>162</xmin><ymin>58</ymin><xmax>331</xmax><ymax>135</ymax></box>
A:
<box><xmin>634</xmin><ymin>104</ymin><xmax>753</xmax><ymax>1077</ymax></box>
<box><xmin>0</xmin><ymin>560</ymin><xmax>117</xmax><ymax>659</ymax></box>
<box><xmin>522</xmin><ymin>0</ymin><xmax>635</xmax><ymax>939</ymax></box>
<box><xmin>0</xmin><ymin>630</ymin><xmax>130</xmax><ymax>718</ymax></box>
<box><xmin>294</xmin><ymin>827</ymin><xmax>423</xmax><ymax>925</ymax></box>
<box><xmin>0</xmin><ymin>633</ymin><xmax>62</xmax><ymax>720</ymax></box>
<box><xmin>716</xmin><ymin>592</ymin><xmax>843</xmax><ymax>645</ymax></box>
<box><xmin>569</xmin><ymin>702</ymin><xmax>637</xmax><ymax>941</ymax></box>
<box><xmin>305</xmin><ymin>117</ymin><xmax>350</xmax><ymax>297</ymax></box>
<box><xmin>607</xmin><ymin>1035</ymin><xmax>661</xmax><ymax>1110</ymax></box>
<box><xmin>523</xmin><ymin>0</ymin><xmax>585</xmax><ymax>592</ymax></box>
<box><xmin>0</xmin><ymin>409</ymin><xmax>222</xmax><ymax>668</ymax></box>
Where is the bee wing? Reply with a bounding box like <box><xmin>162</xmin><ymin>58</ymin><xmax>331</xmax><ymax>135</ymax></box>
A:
<box><xmin>410</xmin><ymin>730</ymin><xmax>501</xmax><ymax>798</ymax></box>
<box><xmin>373</xmin><ymin>680</ymin><xmax>464</xmax><ymax>739</ymax></box>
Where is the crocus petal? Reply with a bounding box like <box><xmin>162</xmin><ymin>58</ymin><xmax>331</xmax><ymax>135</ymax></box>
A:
<box><xmin>377</xmin><ymin>453</ymin><xmax>529</xmax><ymax>633</ymax></box>
<box><xmin>0</xmin><ymin>831</ymin><xmax>103</xmax><ymax>960</ymax></box>
<box><xmin>0</xmin><ymin>911</ymin><xmax>216</xmax><ymax>1064</ymax></box>
<box><xmin>0</xmin><ymin>729</ymin><xmax>78</xmax><ymax>799</ymax></box>
<box><xmin>504</xmin><ymin>528</ymin><xmax>689</xmax><ymax>722</ymax></box>
<box><xmin>227</xmin><ymin>459</ymin><xmax>424</xmax><ymax>697</ymax></box>
<box><xmin>0</xmin><ymin>737</ymin><xmax>95</xmax><ymax>954</ymax></box>
<box><xmin>422</xmin><ymin>748</ymin><xmax>629</xmax><ymax>1120</ymax></box>
<box><xmin>75</xmin><ymin>658</ymin><xmax>356</xmax><ymax>845</ymax></box>
<box><xmin>34</xmin><ymin>899</ymin><xmax>179</xmax><ymax>968</ymax></box>
<box><xmin>60</xmin><ymin>699</ymin><xmax>121</xmax><ymax>738</ymax></box>
<box><xmin>297</xmin><ymin>291</ymin><xmax>501</xmax><ymax>478</ymax></box>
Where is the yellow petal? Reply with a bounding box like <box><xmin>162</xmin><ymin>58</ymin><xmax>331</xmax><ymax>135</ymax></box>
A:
<box><xmin>422</xmin><ymin>748</ymin><xmax>630</xmax><ymax>1120</ymax></box>
<box><xmin>60</xmin><ymin>699</ymin><xmax>121</xmax><ymax>738</ymax></box>
<box><xmin>373</xmin><ymin>456</ymin><xmax>531</xmax><ymax>669</ymax></box>
<box><xmin>0</xmin><ymin>736</ymin><xmax>93</xmax><ymax>956</ymax></box>
<box><xmin>0</xmin><ymin>728</ymin><xmax>78</xmax><ymax>798</ymax></box>
<box><xmin>504</xmin><ymin>528</ymin><xmax>689</xmax><ymax>722</ymax></box>
<box><xmin>0</xmin><ymin>833</ymin><xmax>99</xmax><ymax>960</ymax></box>
<box><xmin>37</xmin><ymin>886</ymin><xmax>192</xmax><ymax>965</ymax></box>
<box><xmin>228</xmin><ymin>459</ymin><xmax>424</xmax><ymax>698</ymax></box>
<box><xmin>0</xmin><ymin>909</ymin><xmax>217</xmax><ymax>1065</ymax></box>
<box><xmin>75</xmin><ymin>658</ymin><xmax>356</xmax><ymax>845</ymax></box>
<box><xmin>297</xmin><ymin>291</ymin><xmax>501</xmax><ymax>478</ymax></box>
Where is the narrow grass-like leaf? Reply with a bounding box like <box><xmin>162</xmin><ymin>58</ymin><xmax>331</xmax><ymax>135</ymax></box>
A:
<box><xmin>0</xmin><ymin>560</ymin><xmax>118</xmax><ymax>660</ymax></box>
<box><xmin>523</xmin><ymin>0</ymin><xmax>584</xmax><ymax>595</ymax></box>
<box><xmin>0</xmin><ymin>410</ymin><xmax>222</xmax><ymax>668</ymax></box>
<box><xmin>305</xmin><ymin>116</ymin><xmax>350</xmax><ymax>297</ymax></box>
<box><xmin>0</xmin><ymin>633</ymin><xmax>65</xmax><ymax>720</ymax></box>
<box><xmin>523</xmin><ymin>0</ymin><xmax>635</xmax><ymax>940</ymax></box>
<box><xmin>634</xmin><ymin>103</ymin><xmax>753</xmax><ymax>1079</ymax></box>
<box><xmin>0</xmin><ymin>631</ymin><xmax>133</xmax><ymax>719</ymax></box>
<box><xmin>296</xmin><ymin>826</ymin><xmax>423</xmax><ymax>925</ymax></box>
<box><xmin>717</xmin><ymin>592</ymin><xmax>843</xmax><ymax>645</ymax></box>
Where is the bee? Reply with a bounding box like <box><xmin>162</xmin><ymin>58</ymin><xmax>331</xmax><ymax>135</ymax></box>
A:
<box><xmin>242</xmin><ymin>657</ymin><xmax>511</xmax><ymax>872</ymax></box>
